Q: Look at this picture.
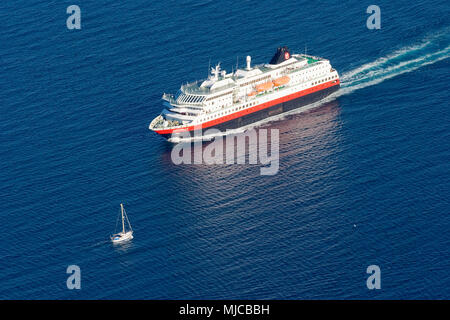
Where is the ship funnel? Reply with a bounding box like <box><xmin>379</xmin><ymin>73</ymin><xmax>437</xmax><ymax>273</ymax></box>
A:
<box><xmin>246</xmin><ymin>55</ymin><xmax>251</xmax><ymax>70</ymax></box>
<box><xmin>269</xmin><ymin>46</ymin><xmax>291</xmax><ymax>65</ymax></box>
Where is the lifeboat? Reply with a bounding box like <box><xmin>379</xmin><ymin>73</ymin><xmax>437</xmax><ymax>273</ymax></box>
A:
<box><xmin>255</xmin><ymin>81</ymin><xmax>273</xmax><ymax>92</ymax></box>
<box><xmin>273</xmin><ymin>76</ymin><xmax>290</xmax><ymax>87</ymax></box>
<box><xmin>247</xmin><ymin>91</ymin><xmax>257</xmax><ymax>96</ymax></box>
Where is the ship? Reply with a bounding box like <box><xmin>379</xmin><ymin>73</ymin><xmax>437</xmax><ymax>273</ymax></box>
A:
<box><xmin>149</xmin><ymin>46</ymin><xmax>340</xmax><ymax>141</ymax></box>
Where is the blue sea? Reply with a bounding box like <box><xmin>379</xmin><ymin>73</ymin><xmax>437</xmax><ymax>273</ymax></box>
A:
<box><xmin>1</xmin><ymin>0</ymin><xmax>449</xmax><ymax>299</ymax></box>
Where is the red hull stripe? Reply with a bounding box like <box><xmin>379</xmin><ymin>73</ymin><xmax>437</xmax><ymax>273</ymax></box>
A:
<box><xmin>155</xmin><ymin>79</ymin><xmax>340</xmax><ymax>135</ymax></box>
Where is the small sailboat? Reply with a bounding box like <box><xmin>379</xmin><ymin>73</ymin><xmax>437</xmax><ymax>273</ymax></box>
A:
<box><xmin>111</xmin><ymin>203</ymin><xmax>133</xmax><ymax>243</ymax></box>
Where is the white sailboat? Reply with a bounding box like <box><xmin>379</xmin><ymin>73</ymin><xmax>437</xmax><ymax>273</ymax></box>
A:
<box><xmin>111</xmin><ymin>203</ymin><xmax>133</xmax><ymax>243</ymax></box>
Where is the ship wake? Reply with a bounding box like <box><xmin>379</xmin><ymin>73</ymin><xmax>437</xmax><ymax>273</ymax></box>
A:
<box><xmin>339</xmin><ymin>28</ymin><xmax>450</xmax><ymax>95</ymax></box>
<box><xmin>269</xmin><ymin>28</ymin><xmax>450</xmax><ymax>123</ymax></box>
<box><xmin>170</xmin><ymin>29</ymin><xmax>449</xmax><ymax>142</ymax></box>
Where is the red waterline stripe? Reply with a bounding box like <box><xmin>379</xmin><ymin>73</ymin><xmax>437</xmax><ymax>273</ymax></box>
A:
<box><xmin>155</xmin><ymin>79</ymin><xmax>340</xmax><ymax>135</ymax></box>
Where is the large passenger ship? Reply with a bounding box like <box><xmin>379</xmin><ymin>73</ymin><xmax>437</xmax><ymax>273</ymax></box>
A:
<box><xmin>149</xmin><ymin>46</ymin><xmax>340</xmax><ymax>141</ymax></box>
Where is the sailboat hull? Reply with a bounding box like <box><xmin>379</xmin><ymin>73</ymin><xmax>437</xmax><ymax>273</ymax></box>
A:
<box><xmin>111</xmin><ymin>231</ymin><xmax>134</xmax><ymax>243</ymax></box>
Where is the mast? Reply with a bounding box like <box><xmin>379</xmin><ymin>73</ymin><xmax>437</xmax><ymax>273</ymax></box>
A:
<box><xmin>120</xmin><ymin>203</ymin><xmax>125</xmax><ymax>233</ymax></box>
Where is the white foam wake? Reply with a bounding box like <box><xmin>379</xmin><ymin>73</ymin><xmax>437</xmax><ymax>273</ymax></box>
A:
<box><xmin>339</xmin><ymin>29</ymin><xmax>450</xmax><ymax>95</ymax></box>
<box><xmin>340</xmin><ymin>41</ymin><xmax>432</xmax><ymax>82</ymax></box>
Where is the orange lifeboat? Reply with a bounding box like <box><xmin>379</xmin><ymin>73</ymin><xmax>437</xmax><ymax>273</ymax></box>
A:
<box><xmin>255</xmin><ymin>81</ymin><xmax>273</xmax><ymax>92</ymax></box>
<box><xmin>273</xmin><ymin>76</ymin><xmax>290</xmax><ymax>87</ymax></box>
<box><xmin>247</xmin><ymin>91</ymin><xmax>257</xmax><ymax>96</ymax></box>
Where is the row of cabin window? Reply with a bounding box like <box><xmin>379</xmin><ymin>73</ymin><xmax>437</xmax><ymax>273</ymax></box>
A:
<box><xmin>312</xmin><ymin>74</ymin><xmax>337</xmax><ymax>85</ymax></box>
<box><xmin>239</xmin><ymin>75</ymin><xmax>271</xmax><ymax>88</ymax></box>
<box><xmin>208</xmin><ymin>95</ymin><xmax>232</xmax><ymax>110</ymax></box>
<box><xmin>203</xmin><ymin>101</ymin><xmax>257</xmax><ymax>121</ymax></box>
<box><xmin>291</xmin><ymin>70</ymin><xmax>337</xmax><ymax>85</ymax></box>
<box><xmin>291</xmin><ymin>65</ymin><xmax>328</xmax><ymax>82</ymax></box>
<box><xmin>303</xmin><ymin>64</ymin><xmax>327</xmax><ymax>75</ymax></box>
<box><xmin>205</xmin><ymin>91</ymin><xmax>232</xmax><ymax>102</ymax></box>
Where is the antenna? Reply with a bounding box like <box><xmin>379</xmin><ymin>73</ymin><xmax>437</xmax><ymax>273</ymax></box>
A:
<box><xmin>208</xmin><ymin>58</ymin><xmax>211</xmax><ymax>77</ymax></box>
<box><xmin>305</xmin><ymin>44</ymin><xmax>307</xmax><ymax>56</ymax></box>
<box><xmin>236</xmin><ymin>56</ymin><xmax>239</xmax><ymax>72</ymax></box>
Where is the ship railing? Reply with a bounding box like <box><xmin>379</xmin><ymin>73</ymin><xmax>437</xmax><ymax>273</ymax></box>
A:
<box><xmin>150</xmin><ymin>115</ymin><xmax>184</xmax><ymax>129</ymax></box>
<box><xmin>163</xmin><ymin>120</ymin><xmax>183</xmax><ymax>128</ymax></box>
<box><xmin>182</xmin><ymin>81</ymin><xmax>236</xmax><ymax>95</ymax></box>
<box><xmin>301</xmin><ymin>53</ymin><xmax>322</xmax><ymax>60</ymax></box>
<box><xmin>181</xmin><ymin>81</ymin><xmax>209</xmax><ymax>95</ymax></box>
<box><xmin>162</xmin><ymin>93</ymin><xmax>175</xmax><ymax>103</ymax></box>
<box><xmin>150</xmin><ymin>115</ymin><xmax>164</xmax><ymax>129</ymax></box>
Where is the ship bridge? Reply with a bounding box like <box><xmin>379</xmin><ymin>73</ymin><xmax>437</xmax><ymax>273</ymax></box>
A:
<box><xmin>174</xmin><ymin>90</ymin><xmax>206</xmax><ymax>105</ymax></box>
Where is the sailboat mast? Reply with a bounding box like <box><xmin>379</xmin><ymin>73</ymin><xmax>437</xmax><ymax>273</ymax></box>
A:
<box><xmin>120</xmin><ymin>203</ymin><xmax>125</xmax><ymax>233</ymax></box>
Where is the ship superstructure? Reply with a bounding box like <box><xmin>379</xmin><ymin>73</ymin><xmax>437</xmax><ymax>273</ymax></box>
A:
<box><xmin>149</xmin><ymin>46</ymin><xmax>340</xmax><ymax>141</ymax></box>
